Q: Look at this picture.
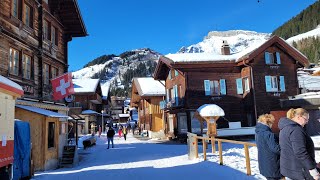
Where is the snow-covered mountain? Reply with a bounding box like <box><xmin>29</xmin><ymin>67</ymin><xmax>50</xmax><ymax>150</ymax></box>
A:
<box><xmin>72</xmin><ymin>48</ymin><xmax>160</xmax><ymax>98</ymax></box>
<box><xmin>178</xmin><ymin>30</ymin><xmax>271</xmax><ymax>54</ymax></box>
<box><xmin>286</xmin><ymin>25</ymin><xmax>320</xmax><ymax>45</ymax></box>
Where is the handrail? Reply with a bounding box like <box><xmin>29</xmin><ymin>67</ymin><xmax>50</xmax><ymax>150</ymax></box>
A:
<box><xmin>194</xmin><ymin>136</ymin><xmax>256</xmax><ymax>176</ymax></box>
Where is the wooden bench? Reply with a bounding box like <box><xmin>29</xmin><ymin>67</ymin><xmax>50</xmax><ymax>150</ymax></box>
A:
<box><xmin>83</xmin><ymin>136</ymin><xmax>96</xmax><ymax>149</ymax></box>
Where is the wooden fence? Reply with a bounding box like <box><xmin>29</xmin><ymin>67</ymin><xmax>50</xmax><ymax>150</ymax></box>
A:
<box><xmin>194</xmin><ymin>136</ymin><xmax>256</xmax><ymax>175</ymax></box>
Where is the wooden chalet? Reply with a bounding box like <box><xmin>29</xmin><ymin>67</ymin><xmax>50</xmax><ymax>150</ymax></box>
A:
<box><xmin>69</xmin><ymin>79</ymin><xmax>103</xmax><ymax>135</ymax></box>
<box><xmin>154</xmin><ymin>36</ymin><xmax>309</xmax><ymax>138</ymax></box>
<box><xmin>109</xmin><ymin>96</ymin><xmax>125</xmax><ymax>122</ymax></box>
<box><xmin>130</xmin><ymin>77</ymin><xmax>165</xmax><ymax>138</ymax></box>
<box><xmin>0</xmin><ymin>0</ymin><xmax>87</xmax><ymax>171</ymax></box>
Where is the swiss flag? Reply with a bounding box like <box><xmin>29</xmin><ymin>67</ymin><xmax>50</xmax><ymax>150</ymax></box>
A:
<box><xmin>51</xmin><ymin>72</ymin><xmax>74</xmax><ymax>100</ymax></box>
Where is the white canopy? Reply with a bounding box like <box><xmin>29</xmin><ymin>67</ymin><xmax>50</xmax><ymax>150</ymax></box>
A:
<box><xmin>196</xmin><ymin>104</ymin><xmax>225</xmax><ymax>117</ymax></box>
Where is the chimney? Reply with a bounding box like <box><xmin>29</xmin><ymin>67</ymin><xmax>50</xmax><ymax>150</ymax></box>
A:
<box><xmin>221</xmin><ymin>40</ymin><xmax>230</xmax><ymax>55</ymax></box>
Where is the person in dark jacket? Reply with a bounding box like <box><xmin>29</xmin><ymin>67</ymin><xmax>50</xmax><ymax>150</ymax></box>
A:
<box><xmin>255</xmin><ymin>114</ymin><xmax>282</xmax><ymax>180</ymax></box>
<box><xmin>279</xmin><ymin>108</ymin><xmax>320</xmax><ymax>180</ymax></box>
<box><xmin>107</xmin><ymin>127</ymin><xmax>115</xmax><ymax>149</ymax></box>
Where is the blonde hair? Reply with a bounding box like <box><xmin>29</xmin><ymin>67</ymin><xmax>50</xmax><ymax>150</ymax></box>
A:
<box><xmin>286</xmin><ymin>108</ymin><xmax>309</xmax><ymax>119</ymax></box>
<box><xmin>258</xmin><ymin>114</ymin><xmax>275</xmax><ymax>127</ymax></box>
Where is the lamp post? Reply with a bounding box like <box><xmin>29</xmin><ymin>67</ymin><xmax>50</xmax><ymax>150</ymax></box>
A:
<box><xmin>101</xmin><ymin>110</ymin><xmax>104</xmax><ymax>134</ymax></box>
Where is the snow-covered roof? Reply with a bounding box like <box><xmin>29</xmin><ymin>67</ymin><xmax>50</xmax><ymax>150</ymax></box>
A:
<box><xmin>135</xmin><ymin>78</ymin><xmax>165</xmax><ymax>96</ymax></box>
<box><xmin>82</xmin><ymin>110</ymin><xmax>100</xmax><ymax>115</ymax></box>
<box><xmin>119</xmin><ymin>114</ymin><xmax>130</xmax><ymax>118</ymax></box>
<box><xmin>0</xmin><ymin>75</ymin><xmax>24</xmax><ymax>96</ymax></box>
<box><xmin>291</xmin><ymin>92</ymin><xmax>320</xmax><ymax>100</ymax></box>
<box><xmin>166</xmin><ymin>40</ymin><xmax>266</xmax><ymax>63</ymax></box>
<box><xmin>72</xmin><ymin>79</ymin><xmax>100</xmax><ymax>93</ymax></box>
<box><xmin>298</xmin><ymin>75</ymin><xmax>320</xmax><ymax>91</ymax></box>
<box><xmin>16</xmin><ymin>105</ymin><xmax>69</xmax><ymax>118</ymax></box>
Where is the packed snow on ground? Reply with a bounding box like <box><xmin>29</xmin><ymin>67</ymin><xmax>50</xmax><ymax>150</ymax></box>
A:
<box><xmin>32</xmin><ymin>133</ymin><xmax>320</xmax><ymax>180</ymax></box>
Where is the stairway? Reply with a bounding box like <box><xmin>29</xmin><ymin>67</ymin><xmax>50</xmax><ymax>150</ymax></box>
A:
<box><xmin>60</xmin><ymin>146</ymin><xmax>76</xmax><ymax>168</ymax></box>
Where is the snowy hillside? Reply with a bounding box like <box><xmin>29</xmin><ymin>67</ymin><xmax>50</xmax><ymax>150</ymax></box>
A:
<box><xmin>286</xmin><ymin>25</ymin><xmax>320</xmax><ymax>45</ymax></box>
<box><xmin>178</xmin><ymin>30</ymin><xmax>270</xmax><ymax>54</ymax></box>
<box><xmin>72</xmin><ymin>48</ymin><xmax>160</xmax><ymax>98</ymax></box>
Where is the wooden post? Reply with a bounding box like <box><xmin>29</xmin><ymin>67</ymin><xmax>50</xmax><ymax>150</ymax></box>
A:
<box><xmin>203</xmin><ymin>139</ymin><xmax>206</xmax><ymax>160</ymax></box>
<box><xmin>195</xmin><ymin>137</ymin><xmax>199</xmax><ymax>158</ymax></box>
<box><xmin>218</xmin><ymin>140</ymin><xmax>223</xmax><ymax>165</ymax></box>
<box><xmin>244</xmin><ymin>144</ymin><xmax>251</xmax><ymax>175</ymax></box>
<box><xmin>211</xmin><ymin>137</ymin><xmax>215</xmax><ymax>153</ymax></box>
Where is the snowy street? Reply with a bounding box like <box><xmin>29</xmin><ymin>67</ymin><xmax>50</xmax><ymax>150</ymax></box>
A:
<box><xmin>33</xmin><ymin>134</ymin><xmax>264</xmax><ymax>180</ymax></box>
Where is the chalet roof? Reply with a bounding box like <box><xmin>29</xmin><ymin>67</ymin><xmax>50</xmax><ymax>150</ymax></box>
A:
<box><xmin>133</xmin><ymin>78</ymin><xmax>165</xmax><ymax>96</ymax></box>
<box><xmin>50</xmin><ymin>0</ymin><xmax>87</xmax><ymax>37</ymax></box>
<box><xmin>154</xmin><ymin>35</ymin><xmax>309</xmax><ymax>80</ymax></box>
<box><xmin>298</xmin><ymin>75</ymin><xmax>320</xmax><ymax>91</ymax></box>
<box><xmin>73</xmin><ymin>79</ymin><xmax>100</xmax><ymax>93</ymax></box>
<box><xmin>16</xmin><ymin>105</ymin><xmax>69</xmax><ymax>118</ymax></box>
<box><xmin>0</xmin><ymin>75</ymin><xmax>24</xmax><ymax>96</ymax></box>
<box><xmin>81</xmin><ymin>109</ymin><xmax>100</xmax><ymax>115</ymax></box>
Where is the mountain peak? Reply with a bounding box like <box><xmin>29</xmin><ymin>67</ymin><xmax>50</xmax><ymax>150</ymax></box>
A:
<box><xmin>178</xmin><ymin>29</ymin><xmax>271</xmax><ymax>54</ymax></box>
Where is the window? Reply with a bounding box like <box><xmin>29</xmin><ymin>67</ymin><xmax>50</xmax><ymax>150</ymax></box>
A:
<box><xmin>22</xmin><ymin>54</ymin><xmax>31</xmax><ymax>79</ymax></box>
<box><xmin>244</xmin><ymin>77</ymin><xmax>250</xmax><ymax>92</ymax></box>
<box><xmin>168</xmin><ymin>70</ymin><xmax>172</xmax><ymax>80</ymax></box>
<box><xmin>236</xmin><ymin>78</ymin><xmax>243</xmax><ymax>94</ymax></box>
<box><xmin>265</xmin><ymin>52</ymin><xmax>281</xmax><ymax>65</ymax></box>
<box><xmin>12</xmin><ymin>0</ymin><xmax>19</xmax><ymax>18</ymax></box>
<box><xmin>43</xmin><ymin>20</ymin><xmax>50</xmax><ymax>40</ymax></box>
<box><xmin>265</xmin><ymin>75</ymin><xmax>286</xmax><ymax>92</ymax></box>
<box><xmin>204</xmin><ymin>79</ymin><xmax>226</xmax><ymax>96</ymax></box>
<box><xmin>43</xmin><ymin>63</ymin><xmax>50</xmax><ymax>85</ymax></box>
<box><xmin>51</xmin><ymin>66</ymin><xmax>58</xmax><ymax>79</ymax></box>
<box><xmin>48</xmin><ymin>122</ymin><xmax>55</xmax><ymax>148</ymax></box>
<box><xmin>51</xmin><ymin>26</ymin><xmax>58</xmax><ymax>46</ymax></box>
<box><xmin>23</xmin><ymin>3</ymin><xmax>33</xmax><ymax>28</ymax></box>
<box><xmin>174</xmin><ymin>70</ymin><xmax>179</xmax><ymax>77</ymax></box>
<box><xmin>9</xmin><ymin>48</ymin><xmax>19</xmax><ymax>75</ymax></box>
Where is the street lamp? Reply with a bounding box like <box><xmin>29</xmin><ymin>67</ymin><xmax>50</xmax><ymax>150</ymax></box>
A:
<box><xmin>101</xmin><ymin>110</ymin><xmax>104</xmax><ymax>134</ymax></box>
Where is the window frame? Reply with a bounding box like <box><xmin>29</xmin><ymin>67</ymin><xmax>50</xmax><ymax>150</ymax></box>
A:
<box><xmin>12</xmin><ymin>0</ymin><xmax>19</xmax><ymax>18</ymax></box>
<box><xmin>22</xmin><ymin>54</ymin><xmax>32</xmax><ymax>79</ymax></box>
<box><xmin>270</xmin><ymin>76</ymin><xmax>279</xmax><ymax>92</ymax></box>
<box><xmin>243</xmin><ymin>77</ymin><xmax>250</xmax><ymax>92</ymax></box>
<box><xmin>23</xmin><ymin>3</ymin><xmax>33</xmax><ymax>28</ymax></box>
<box><xmin>43</xmin><ymin>20</ymin><xmax>51</xmax><ymax>41</ymax></box>
<box><xmin>9</xmin><ymin>48</ymin><xmax>20</xmax><ymax>76</ymax></box>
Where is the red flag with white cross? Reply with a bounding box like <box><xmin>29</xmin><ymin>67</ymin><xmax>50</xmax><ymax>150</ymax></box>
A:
<box><xmin>51</xmin><ymin>72</ymin><xmax>74</xmax><ymax>101</ymax></box>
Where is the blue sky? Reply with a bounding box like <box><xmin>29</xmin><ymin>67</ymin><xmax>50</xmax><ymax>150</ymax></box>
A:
<box><xmin>68</xmin><ymin>0</ymin><xmax>317</xmax><ymax>71</ymax></box>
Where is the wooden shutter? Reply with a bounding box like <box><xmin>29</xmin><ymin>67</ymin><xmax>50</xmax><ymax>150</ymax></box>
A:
<box><xmin>204</xmin><ymin>80</ymin><xmax>210</xmax><ymax>96</ymax></box>
<box><xmin>236</xmin><ymin>78</ymin><xmax>243</xmax><ymax>94</ymax></box>
<box><xmin>265</xmin><ymin>52</ymin><xmax>270</xmax><ymax>64</ymax></box>
<box><xmin>220</xmin><ymin>79</ymin><xmax>226</xmax><ymax>95</ymax></box>
<box><xmin>174</xmin><ymin>85</ymin><xmax>178</xmax><ymax>106</ymax></box>
<box><xmin>279</xmin><ymin>76</ymin><xmax>285</xmax><ymax>92</ymax></box>
<box><xmin>265</xmin><ymin>76</ymin><xmax>272</xmax><ymax>92</ymax></box>
<box><xmin>276</xmin><ymin>52</ymin><xmax>281</xmax><ymax>64</ymax></box>
<box><xmin>264</xmin><ymin>51</ymin><xmax>271</xmax><ymax>64</ymax></box>
<box><xmin>175</xmin><ymin>70</ymin><xmax>179</xmax><ymax>76</ymax></box>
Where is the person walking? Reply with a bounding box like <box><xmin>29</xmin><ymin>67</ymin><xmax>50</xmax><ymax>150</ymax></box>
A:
<box><xmin>107</xmin><ymin>126</ymin><xmax>115</xmax><ymax>149</ymax></box>
<box><xmin>118</xmin><ymin>125</ymin><xmax>122</xmax><ymax>138</ymax></box>
<box><xmin>279</xmin><ymin>108</ymin><xmax>320</xmax><ymax>180</ymax></box>
<box><xmin>255</xmin><ymin>114</ymin><xmax>282</xmax><ymax>180</ymax></box>
<box><xmin>123</xmin><ymin>126</ymin><xmax>127</xmax><ymax>141</ymax></box>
